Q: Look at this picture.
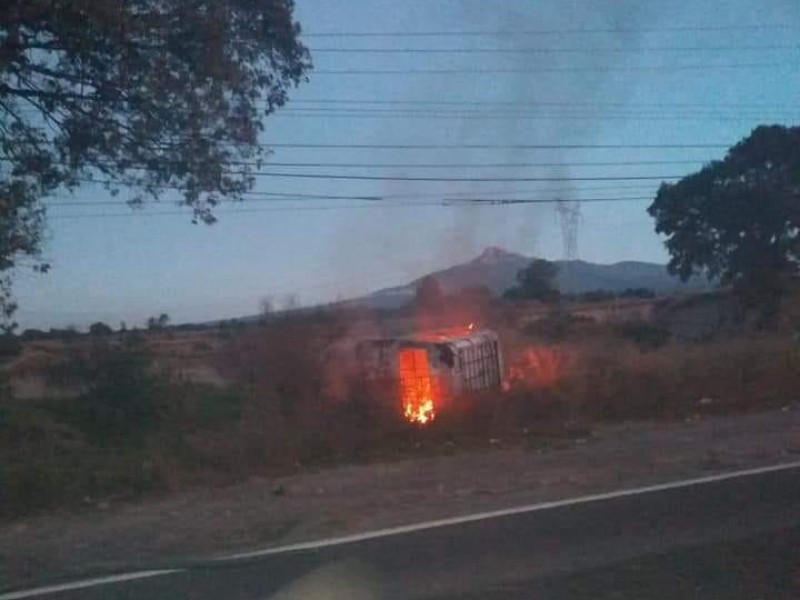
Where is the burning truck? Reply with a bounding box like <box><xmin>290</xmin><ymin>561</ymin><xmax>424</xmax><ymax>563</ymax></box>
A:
<box><xmin>354</xmin><ymin>328</ymin><xmax>504</xmax><ymax>425</ymax></box>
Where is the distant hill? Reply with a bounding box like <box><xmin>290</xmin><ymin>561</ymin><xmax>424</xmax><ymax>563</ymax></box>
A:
<box><xmin>350</xmin><ymin>247</ymin><xmax>709</xmax><ymax>310</ymax></box>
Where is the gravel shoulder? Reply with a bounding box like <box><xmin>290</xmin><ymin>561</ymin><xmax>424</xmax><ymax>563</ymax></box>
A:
<box><xmin>2</xmin><ymin>406</ymin><xmax>799</xmax><ymax>589</ymax></box>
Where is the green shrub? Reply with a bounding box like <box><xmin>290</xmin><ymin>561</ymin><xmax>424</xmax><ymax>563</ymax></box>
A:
<box><xmin>47</xmin><ymin>338</ymin><xmax>158</xmax><ymax>447</ymax></box>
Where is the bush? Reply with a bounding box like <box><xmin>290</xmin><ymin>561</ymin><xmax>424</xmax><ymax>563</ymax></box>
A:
<box><xmin>48</xmin><ymin>327</ymin><xmax>80</xmax><ymax>341</ymax></box>
<box><xmin>0</xmin><ymin>399</ymin><xmax>161</xmax><ymax>516</ymax></box>
<box><xmin>20</xmin><ymin>328</ymin><xmax>49</xmax><ymax>341</ymax></box>
<box><xmin>615</xmin><ymin>320</ymin><xmax>671</xmax><ymax>349</ymax></box>
<box><xmin>89</xmin><ymin>321</ymin><xmax>114</xmax><ymax>336</ymax></box>
<box><xmin>0</xmin><ymin>333</ymin><xmax>22</xmax><ymax>362</ymax></box>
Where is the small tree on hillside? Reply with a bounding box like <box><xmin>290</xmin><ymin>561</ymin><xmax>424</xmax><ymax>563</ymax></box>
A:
<box><xmin>504</xmin><ymin>259</ymin><xmax>560</xmax><ymax>302</ymax></box>
<box><xmin>147</xmin><ymin>313</ymin><xmax>170</xmax><ymax>330</ymax></box>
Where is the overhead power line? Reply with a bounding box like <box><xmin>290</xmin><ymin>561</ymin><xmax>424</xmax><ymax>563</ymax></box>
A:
<box><xmin>0</xmin><ymin>140</ymin><xmax>730</xmax><ymax>153</ymax></box>
<box><xmin>277</xmin><ymin>109</ymin><xmax>792</xmax><ymax>123</ymax></box>
<box><xmin>310</xmin><ymin>62</ymin><xmax>795</xmax><ymax>75</ymax></box>
<box><xmin>35</xmin><ymin>141</ymin><xmax>720</xmax><ymax>152</ymax></box>
<box><xmin>45</xmin><ymin>189</ymin><xmax>656</xmax><ymax>208</ymax></box>
<box><xmin>53</xmin><ymin>181</ymin><xmax>664</xmax><ymax>204</ymax></box>
<box><xmin>70</xmin><ymin>172</ymin><xmax>679</xmax><ymax>187</ymax></box>
<box><xmin>0</xmin><ymin>157</ymin><xmax>709</xmax><ymax>170</ymax></box>
<box><xmin>282</xmin><ymin>105</ymin><xmax>789</xmax><ymax>117</ymax></box>
<box><xmin>182</xmin><ymin>172</ymin><xmax>682</xmax><ymax>183</ymax></box>
<box><xmin>311</xmin><ymin>44</ymin><xmax>798</xmax><ymax>54</ymax></box>
<box><xmin>291</xmin><ymin>98</ymin><xmax>796</xmax><ymax>110</ymax></box>
<box><xmin>238</xmin><ymin>183</ymin><xmax>661</xmax><ymax>200</ymax></box>
<box><xmin>264</xmin><ymin>142</ymin><xmax>726</xmax><ymax>149</ymax></box>
<box><xmin>302</xmin><ymin>24</ymin><xmax>800</xmax><ymax>37</ymax></box>
<box><xmin>47</xmin><ymin>195</ymin><xmax>654</xmax><ymax>220</ymax></box>
<box><xmin>237</xmin><ymin>159</ymin><xmax>705</xmax><ymax>169</ymax></box>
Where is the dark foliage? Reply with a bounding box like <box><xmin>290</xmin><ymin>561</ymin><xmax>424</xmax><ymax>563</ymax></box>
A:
<box><xmin>504</xmin><ymin>259</ymin><xmax>560</xmax><ymax>302</ymax></box>
<box><xmin>0</xmin><ymin>332</ymin><xmax>21</xmax><ymax>360</ymax></box>
<box><xmin>88</xmin><ymin>321</ymin><xmax>113</xmax><ymax>336</ymax></box>
<box><xmin>0</xmin><ymin>0</ymin><xmax>311</xmax><ymax>319</ymax></box>
<box><xmin>649</xmin><ymin>125</ymin><xmax>800</xmax><ymax>319</ymax></box>
<box><xmin>47</xmin><ymin>337</ymin><xmax>158</xmax><ymax>446</ymax></box>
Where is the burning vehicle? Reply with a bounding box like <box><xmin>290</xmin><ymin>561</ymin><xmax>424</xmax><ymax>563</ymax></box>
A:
<box><xmin>354</xmin><ymin>328</ymin><xmax>504</xmax><ymax>425</ymax></box>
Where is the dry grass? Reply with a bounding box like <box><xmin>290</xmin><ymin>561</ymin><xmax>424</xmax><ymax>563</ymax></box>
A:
<box><xmin>554</xmin><ymin>335</ymin><xmax>799</xmax><ymax>421</ymax></box>
<box><xmin>2</xmin><ymin>302</ymin><xmax>799</xmax><ymax>517</ymax></box>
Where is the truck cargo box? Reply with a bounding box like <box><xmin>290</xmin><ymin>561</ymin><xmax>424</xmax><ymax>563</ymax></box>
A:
<box><xmin>355</xmin><ymin>329</ymin><xmax>504</xmax><ymax>424</ymax></box>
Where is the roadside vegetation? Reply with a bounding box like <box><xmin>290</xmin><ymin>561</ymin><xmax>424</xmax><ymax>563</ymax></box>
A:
<box><xmin>1</xmin><ymin>124</ymin><xmax>798</xmax><ymax>518</ymax></box>
<box><xmin>2</xmin><ymin>286</ymin><xmax>799</xmax><ymax>518</ymax></box>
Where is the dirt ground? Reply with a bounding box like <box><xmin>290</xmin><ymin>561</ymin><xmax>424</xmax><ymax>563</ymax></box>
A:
<box><xmin>2</xmin><ymin>406</ymin><xmax>799</xmax><ymax>589</ymax></box>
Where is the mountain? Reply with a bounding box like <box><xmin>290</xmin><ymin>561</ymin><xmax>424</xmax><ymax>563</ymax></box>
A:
<box><xmin>553</xmin><ymin>259</ymin><xmax>706</xmax><ymax>295</ymax></box>
<box><xmin>353</xmin><ymin>247</ymin><xmax>708</xmax><ymax>310</ymax></box>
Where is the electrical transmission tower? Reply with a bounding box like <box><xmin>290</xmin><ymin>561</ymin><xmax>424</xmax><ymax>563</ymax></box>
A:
<box><xmin>555</xmin><ymin>199</ymin><xmax>582</xmax><ymax>292</ymax></box>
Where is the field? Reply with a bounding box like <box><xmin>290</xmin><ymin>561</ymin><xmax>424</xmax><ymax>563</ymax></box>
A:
<box><xmin>1</xmin><ymin>292</ymin><xmax>799</xmax><ymax>520</ymax></box>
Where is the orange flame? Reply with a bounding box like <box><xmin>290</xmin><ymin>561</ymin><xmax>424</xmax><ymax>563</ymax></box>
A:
<box><xmin>399</xmin><ymin>348</ymin><xmax>437</xmax><ymax>425</ymax></box>
<box><xmin>404</xmin><ymin>397</ymin><xmax>435</xmax><ymax>424</ymax></box>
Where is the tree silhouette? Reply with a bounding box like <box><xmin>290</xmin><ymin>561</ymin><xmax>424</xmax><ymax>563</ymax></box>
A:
<box><xmin>649</xmin><ymin>125</ymin><xmax>800</xmax><ymax>319</ymax></box>
<box><xmin>504</xmin><ymin>259</ymin><xmax>560</xmax><ymax>302</ymax></box>
<box><xmin>89</xmin><ymin>321</ymin><xmax>113</xmax><ymax>336</ymax></box>
<box><xmin>146</xmin><ymin>313</ymin><xmax>169</xmax><ymax>330</ymax></box>
<box><xmin>0</xmin><ymin>0</ymin><xmax>311</xmax><ymax>320</ymax></box>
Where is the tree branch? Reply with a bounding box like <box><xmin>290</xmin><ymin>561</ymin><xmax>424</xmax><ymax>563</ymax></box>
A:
<box><xmin>0</xmin><ymin>84</ymin><xmax>89</xmax><ymax>101</ymax></box>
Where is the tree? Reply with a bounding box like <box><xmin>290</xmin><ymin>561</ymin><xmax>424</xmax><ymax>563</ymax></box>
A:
<box><xmin>20</xmin><ymin>328</ymin><xmax>48</xmax><ymax>340</ymax></box>
<box><xmin>648</xmin><ymin>125</ymin><xmax>800</xmax><ymax>318</ymax></box>
<box><xmin>47</xmin><ymin>337</ymin><xmax>157</xmax><ymax>446</ymax></box>
<box><xmin>146</xmin><ymin>312</ymin><xmax>169</xmax><ymax>330</ymax></box>
<box><xmin>504</xmin><ymin>259</ymin><xmax>560</xmax><ymax>302</ymax></box>
<box><xmin>88</xmin><ymin>321</ymin><xmax>113</xmax><ymax>336</ymax></box>
<box><xmin>48</xmin><ymin>325</ymin><xmax>78</xmax><ymax>341</ymax></box>
<box><xmin>0</xmin><ymin>331</ymin><xmax>21</xmax><ymax>361</ymax></box>
<box><xmin>0</xmin><ymin>1</ymin><xmax>311</xmax><ymax>320</ymax></box>
<box><xmin>415</xmin><ymin>275</ymin><xmax>445</xmax><ymax>312</ymax></box>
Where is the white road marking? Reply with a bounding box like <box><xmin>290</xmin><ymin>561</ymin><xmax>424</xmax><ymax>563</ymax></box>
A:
<box><xmin>216</xmin><ymin>460</ymin><xmax>800</xmax><ymax>561</ymax></box>
<box><xmin>0</xmin><ymin>570</ymin><xmax>181</xmax><ymax>600</ymax></box>
<box><xmin>3</xmin><ymin>460</ymin><xmax>799</xmax><ymax>598</ymax></box>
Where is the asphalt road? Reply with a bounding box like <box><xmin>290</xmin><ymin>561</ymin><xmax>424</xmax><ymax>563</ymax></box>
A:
<box><xmin>3</xmin><ymin>465</ymin><xmax>799</xmax><ymax>600</ymax></box>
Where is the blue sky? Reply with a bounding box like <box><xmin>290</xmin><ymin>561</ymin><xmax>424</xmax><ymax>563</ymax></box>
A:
<box><xmin>14</xmin><ymin>0</ymin><xmax>800</xmax><ymax>329</ymax></box>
